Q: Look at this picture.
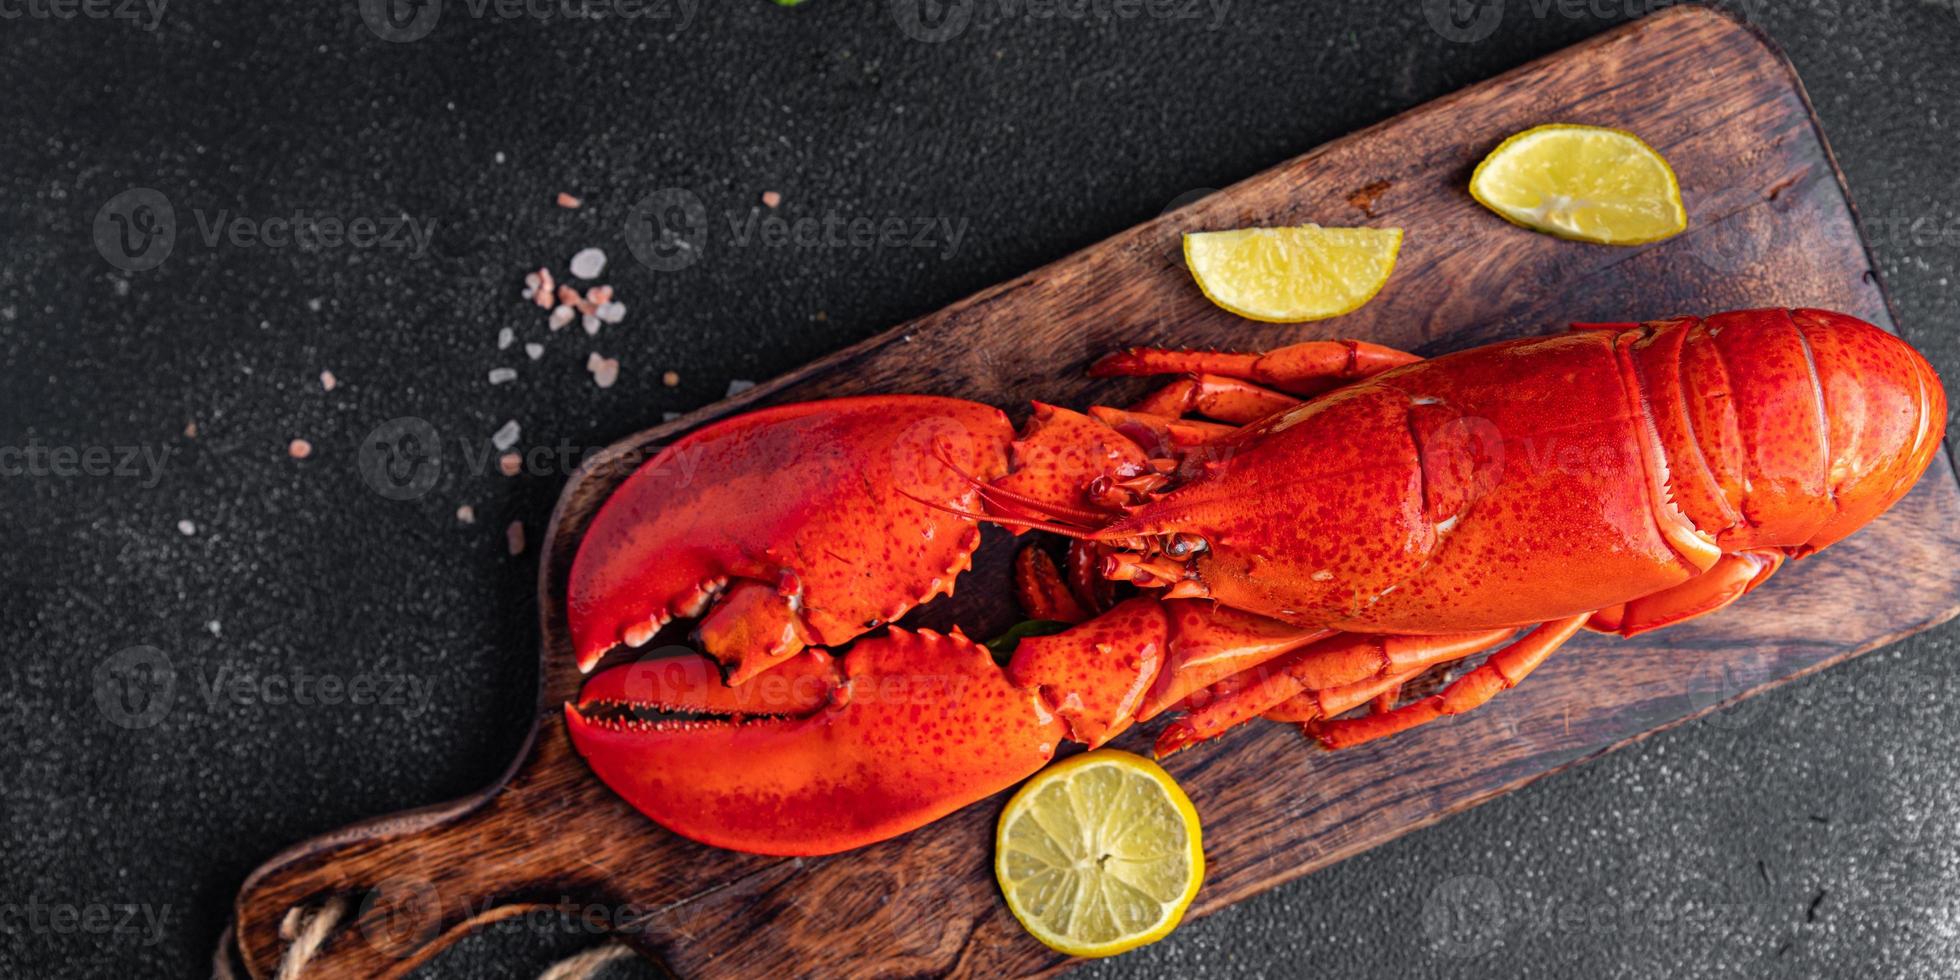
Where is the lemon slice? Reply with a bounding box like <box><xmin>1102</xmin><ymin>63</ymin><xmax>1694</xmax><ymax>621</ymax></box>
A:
<box><xmin>1183</xmin><ymin>224</ymin><xmax>1402</xmax><ymax>323</ymax></box>
<box><xmin>1469</xmin><ymin>124</ymin><xmax>1688</xmax><ymax>245</ymax></box>
<box><xmin>995</xmin><ymin>749</ymin><xmax>1204</xmax><ymax>958</ymax></box>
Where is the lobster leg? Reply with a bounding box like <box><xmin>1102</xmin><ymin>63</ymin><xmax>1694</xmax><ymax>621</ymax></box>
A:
<box><xmin>1153</xmin><ymin>628</ymin><xmax>1516</xmax><ymax>756</ymax></box>
<box><xmin>1125</xmin><ymin>374</ymin><xmax>1303</xmax><ymax>423</ymax></box>
<box><xmin>1310</xmin><ymin>615</ymin><xmax>1591</xmax><ymax>749</ymax></box>
<box><xmin>1091</xmin><ymin>339</ymin><xmax>1423</xmax><ymax>398</ymax></box>
<box><xmin>1012</xmin><ymin>545</ymin><xmax>1093</xmax><ymax>624</ymax></box>
<box><xmin>1588</xmin><ymin>550</ymin><xmax>1784</xmax><ymax>636</ymax></box>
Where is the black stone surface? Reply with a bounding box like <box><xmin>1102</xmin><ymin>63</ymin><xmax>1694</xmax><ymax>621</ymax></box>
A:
<box><xmin>3</xmin><ymin>2</ymin><xmax>1958</xmax><ymax>978</ymax></box>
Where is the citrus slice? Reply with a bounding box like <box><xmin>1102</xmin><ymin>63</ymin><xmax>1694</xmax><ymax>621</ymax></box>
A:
<box><xmin>1183</xmin><ymin>224</ymin><xmax>1402</xmax><ymax>323</ymax></box>
<box><xmin>994</xmin><ymin>749</ymin><xmax>1204</xmax><ymax>958</ymax></box>
<box><xmin>1469</xmin><ymin>123</ymin><xmax>1688</xmax><ymax>245</ymax></box>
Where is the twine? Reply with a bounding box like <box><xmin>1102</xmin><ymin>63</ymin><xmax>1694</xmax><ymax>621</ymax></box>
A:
<box><xmin>276</xmin><ymin>895</ymin><xmax>348</xmax><ymax>980</ymax></box>
<box><xmin>536</xmin><ymin>941</ymin><xmax>635</xmax><ymax>980</ymax></box>
<box><xmin>214</xmin><ymin>900</ymin><xmax>636</xmax><ymax>980</ymax></box>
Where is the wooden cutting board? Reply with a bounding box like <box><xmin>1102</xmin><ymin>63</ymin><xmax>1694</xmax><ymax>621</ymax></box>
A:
<box><xmin>228</xmin><ymin>7</ymin><xmax>1960</xmax><ymax>978</ymax></box>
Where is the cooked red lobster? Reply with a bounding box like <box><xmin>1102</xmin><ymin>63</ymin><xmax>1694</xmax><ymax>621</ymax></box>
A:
<box><xmin>564</xmin><ymin>308</ymin><xmax>1945</xmax><ymax>856</ymax></box>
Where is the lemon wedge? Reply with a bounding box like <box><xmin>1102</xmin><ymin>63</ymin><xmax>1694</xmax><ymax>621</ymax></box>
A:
<box><xmin>1469</xmin><ymin>123</ymin><xmax>1688</xmax><ymax>245</ymax></box>
<box><xmin>995</xmin><ymin>749</ymin><xmax>1204</xmax><ymax>958</ymax></box>
<box><xmin>1183</xmin><ymin>224</ymin><xmax>1402</xmax><ymax>323</ymax></box>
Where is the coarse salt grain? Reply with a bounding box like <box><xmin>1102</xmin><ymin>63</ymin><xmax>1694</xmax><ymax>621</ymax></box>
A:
<box><xmin>549</xmin><ymin>305</ymin><xmax>575</xmax><ymax>331</ymax></box>
<box><xmin>761</xmin><ymin>190</ymin><xmax>782</xmax><ymax>208</ymax></box>
<box><xmin>507</xmin><ymin>521</ymin><xmax>526</xmax><ymax>555</ymax></box>
<box><xmin>570</xmin><ymin>248</ymin><xmax>607</xmax><ymax>280</ymax></box>
<box><xmin>557</xmin><ymin>192</ymin><xmax>583</xmax><ymax>209</ymax></box>
<box><xmin>586</xmin><ymin>285</ymin><xmax>614</xmax><ymax>305</ymax></box>
<box><xmin>499</xmin><ymin>452</ymin><xmax>522</xmax><ymax>476</ymax></box>
<box><xmin>497</xmin><ymin>327</ymin><xmax>515</xmax><ymax>350</ymax></box>
<box><xmin>177</xmin><ymin>519</ymin><xmax>196</xmax><ymax>536</ymax></box>
<box><xmin>525</xmin><ymin>342</ymin><xmax>544</xmax><ymax>360</ymax></box>
<box><xmin>319</xmin><ymin>370</ymin><xmax>337</xmax><ymax>391</ymax></box>
<box><xmin>582</xmin><ymin>314</ymin><xmax>600</xmax><ymax>336</ymax></box>
<box><xmin>488</xmin><ymin>367</ymin><xmax>518</xmax><ymax>385</ymax></box>
<box><xmin>288</xmin><ymin>438</ymin><xmax>313</xmax><ymax>459</ymax></box>
<box><xmin>533</xmin><ymin>269</ymin><xmax>556</xmax><ymax>309</ymax></box>
<box><xmin>456</xmin><ymin>504</ymin><xmax>476</xmax><ymax>524</ymax></box>
<box><xmin>726</xmin><ymin>379</ymin><xmax>757</xmax><ymax>397</ymax></box>
<box><xmin>587</xmin><ymin>352</ymin><xmax>620</xmax><ymax>389</ymax></box>
<box><xmin>662</xmin><ymin>370</ymin><xmax>680</xmax><ymax>387</ymax></box>
<box><xmin>492</xmin><ymin>420</ymin><xmax>521</xmax><ymax>451</ymax></box>
<box><xmin>185</xmin><ymin>421</ymin><xmax>199</xmax><ymax>438</ymax></box>
<box><xmin>597</xmin><ymin>302</ymin><xmax>626</xmax><ymax>324</ymax></box>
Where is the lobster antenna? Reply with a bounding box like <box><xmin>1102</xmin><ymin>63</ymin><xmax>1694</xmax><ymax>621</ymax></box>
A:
<box><xmin>926</xmin><ymin>448</ymin><xmax>1113</xmax><ymax>527</ymax></box>
<box><xmin>894</xmin><ymin>487</ymin><xmax>1105</xmax><ymax>540</ymax></box>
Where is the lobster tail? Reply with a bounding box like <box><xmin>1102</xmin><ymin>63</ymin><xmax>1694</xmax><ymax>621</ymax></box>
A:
<box><xmin>1629</xmin><ymin>309</ymin><xmax>1946</xmax><ymax>557</ymax></box>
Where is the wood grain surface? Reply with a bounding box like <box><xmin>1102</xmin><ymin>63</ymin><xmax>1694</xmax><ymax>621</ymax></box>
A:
<box><xmin>227</xmin><ymin>7</ymin><xmax>1960</xmax><ymax>978</ymax></box>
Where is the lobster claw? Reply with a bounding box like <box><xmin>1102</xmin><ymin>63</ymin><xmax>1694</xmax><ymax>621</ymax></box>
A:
<box><xmin>568</xmin><ymin>395</ymin><xmax>1014</xmax><ymax>679</ymax></box>
<box><xmin>566</xmin><ymin>630</ymin><xmax>1066</xmax><ymax>856</ymax></box>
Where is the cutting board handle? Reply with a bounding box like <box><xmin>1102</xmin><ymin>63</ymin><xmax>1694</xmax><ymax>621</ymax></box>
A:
<box><xmin>227</xmin><ymin>729</ymin><xmax>605</xmax><ymax>979</ymax></box>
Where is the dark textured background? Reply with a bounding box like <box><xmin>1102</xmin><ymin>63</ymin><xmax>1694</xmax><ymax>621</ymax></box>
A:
<box><xmin>3</xmin><ymin>1</ymin><xmax>1959</xmax><ymax>977</ymax></box>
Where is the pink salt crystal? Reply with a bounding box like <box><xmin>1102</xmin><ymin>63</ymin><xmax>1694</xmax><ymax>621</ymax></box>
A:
<box><xmin>288</xmin><ymin>438</ymin><xmax>313</xmax><ymax>459</ymax></box>
<box><xmin>587</xmin><ymin>352</ymin><xmax>620</xmax><ymax>389</ymax></box>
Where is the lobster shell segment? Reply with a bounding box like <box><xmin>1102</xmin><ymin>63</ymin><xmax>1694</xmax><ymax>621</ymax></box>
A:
<box><xmin>566</xmin><ymin>629</ymin><xmax>1066</xmax><ymax>856</ymax></box>
<box><xmin>567</xmin><ymin>395</ymin><xmax>1014</xmax><ymax>674</ymax></box>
